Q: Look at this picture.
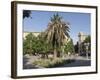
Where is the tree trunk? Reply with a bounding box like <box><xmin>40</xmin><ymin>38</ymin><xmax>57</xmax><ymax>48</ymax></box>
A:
<box><xmin>54</xmin><ymin>48</ymin><xmax>57</xmax><ymax>59</ymax></box>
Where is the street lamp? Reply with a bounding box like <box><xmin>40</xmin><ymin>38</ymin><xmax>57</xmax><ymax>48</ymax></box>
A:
<box><xmin>84</xmin><ymin>42</ymin><xmax>90</xmax><ymax>59</ymax></box>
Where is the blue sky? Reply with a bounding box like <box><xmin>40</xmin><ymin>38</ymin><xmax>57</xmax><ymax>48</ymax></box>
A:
<box><xmin>23</xmin><ymin>10</ymin><xmax>90</xmax><ymax>44</ymax></box>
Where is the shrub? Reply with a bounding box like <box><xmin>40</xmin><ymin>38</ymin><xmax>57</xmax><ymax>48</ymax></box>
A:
<box><xmin>33</xmin><ymin>58</ymin><xmax>75</xmax><ymax>68</ymax></box>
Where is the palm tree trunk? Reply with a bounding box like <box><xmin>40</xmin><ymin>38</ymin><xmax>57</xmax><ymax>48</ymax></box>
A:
<box><xmin>54</xmin><ymin>48</ymin><xmax>57</xmax><ymax>59</ymax></box>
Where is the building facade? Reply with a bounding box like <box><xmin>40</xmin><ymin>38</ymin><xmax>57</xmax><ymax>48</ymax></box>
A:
<box><xmin>23</xmin><ymin>32</ymin><xmax>70</xmax><ymax>43</ymax></box>
<box><xmin>78</xmin><ymin>32</ymin><xmax>89</xmax><ymax>54</ymax></box>
<box><xmin>23</xmin><ymin>32</ymin><xmax>40</xmax><ymax>39</ymax></box>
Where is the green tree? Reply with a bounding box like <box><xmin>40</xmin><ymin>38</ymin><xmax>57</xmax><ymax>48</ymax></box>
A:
<box><xmin>44</xmin><ymin>13</ymin><xmax>70</xmax><ymax>59</ymax></box>
<box><xmin>84</xmin><ymin>35</ymin><xmax>91</xmax><ymax>43</ymax></box>
<box><xmin>83</xmin><ymin>35</ymin><xmax>91</xmax><ymax>51</ymax></box>
<box><xmin>23</xmin><ymin>32</ymin><xmax>52</xmax><ymax>58</ymax></box>
<box><xmin>23</xmin><ymin>33</ymin><xmax>37</xmax><ymax>55</ymax></box>
<box><xmin>64</xmin><ymin>39</ymin><xmax>75</xmax><ymax>54</ymax></box>
<box><xmin>38</xmin><ymin>33</ymin><xmax>53</xmax><ymax>58</ymax></box>
<box><xmin>23</xmin><ymin>10</ymin><xmax>31</xmax><ymax>19</ymax></box>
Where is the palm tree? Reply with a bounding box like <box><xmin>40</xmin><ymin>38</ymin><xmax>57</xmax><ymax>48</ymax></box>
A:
<box><xmin>44</xmin><ymin>13</ymin><xmax>70</xmax><ymax>59</ymax></box>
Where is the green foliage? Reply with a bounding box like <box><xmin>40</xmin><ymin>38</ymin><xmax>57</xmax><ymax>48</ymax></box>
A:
<box><xmin>84</xmin><ymin>35</ymin><xmax>91</xmax><ymax>43</ymax></box>
<box><xmin>83</xmin><ymin>35</ymin><xmax>91</xmax><ymax>51</ymax></box>
<box><xmin>78</xmin><ymin>35</ymin><xmax>91</xmax><ymax>53</ymax></box>
<box><xmin>43</xmin><ymin>13</ymin><xmax>70</xmax><ymax>58</ymax></box>
<box><xmin>23</xmin><ymin>13</ymin><xmax>71</xmax><ymax>58</ymax></box>
<box><xmin>23</xmin><ymin>10</ymin><xmax>31</xmax><ymax>19</ymax></box>
<box><xmin>64</xmin><ymin>39</ymin><xmax>75</xmax><ymax>54</ymax></box>
<box><xmin>23</xmin><ymin>33</ymin><xmax>36</xmax><ymax>55</ymax></box>
<box><xmin>23</xmin><ymin>33</ymin><xmax>53</xmax><ymax>56</ymax></box>
<box><xmin>33</xmin><ymin>58</ymin><xmax>75</xmax><ymax>68</ymax></box>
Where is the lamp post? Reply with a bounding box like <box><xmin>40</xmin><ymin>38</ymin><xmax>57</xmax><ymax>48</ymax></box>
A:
<box><xmin>84</xmin><ymin>42</ymin><xmax>89</xmax><ymax>59</ymax></box>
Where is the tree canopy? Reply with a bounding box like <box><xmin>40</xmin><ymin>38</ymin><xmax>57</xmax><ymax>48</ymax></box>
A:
<box><xmin>23</xmin><ymin>10</ymin><xmax>31</xmax><ymax>19</ymax></box>
<box><xmin>43</xmin><ymin>13</ymin><xmax>70</xmax><ymax>58</ymax></box>
<box><xmin>23</xmin><ymin>13</ymin><xmax>72</xmax><ymax>59</ymax></box>
<box><xmin>64</xmin><ymin>39</ymin><xmax>75</xmax><ymax>54</ymax></box>
<box><xmin>84</xmin><ymin>35</ymin><xmax>91</xmax><ymax>43</ymax></box>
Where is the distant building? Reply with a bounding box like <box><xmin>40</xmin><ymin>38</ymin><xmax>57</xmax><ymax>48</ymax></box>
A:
<box><xmin>78</xmin><ymin>32</ymin><xmax>89</xmax><ymax>54</ymax></box>
<box><xmin>23</xmin><ymin>32</ymin><xmax>40</xmax><ymax>39</ymax></box>
<box><xmin>78</xmin><ymin>32</ymin><xmax>88</xmax><ymax>43</ymax></box>
<box><xmin>23</xmin><ymin>32</ymin><xmax>71</xmax><ymax>45</ymax></box>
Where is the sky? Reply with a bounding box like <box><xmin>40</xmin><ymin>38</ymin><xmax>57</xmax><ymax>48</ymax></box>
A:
<box><xmin>23</xmin><ymin>10</ymin><xmax>90</xmax><ymax>44</ymax></box>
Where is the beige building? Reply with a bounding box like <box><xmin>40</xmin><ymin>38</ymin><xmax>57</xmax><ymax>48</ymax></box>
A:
<box><xmin>23</xmin><ymin>32</ymin><xmax>40</xmax><ymax>39</ymax></box>
<box><xmin>78</xmin><ymin>32</ymin><xmax>89</xmax><ymax>54</ymax></box>
<box><xmin>78</xmin><ymin>32</ymin><xmax>88</xmax><ymax>43</ymax></box>
<box><xmin>23</xmin><ymin>32</ymin><xmax>71</xmax><ymax>44</ymax></box>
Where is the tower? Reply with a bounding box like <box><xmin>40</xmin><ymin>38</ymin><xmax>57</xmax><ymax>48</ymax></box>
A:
<box><xmin>78</xmin><ymin>32</ymin><xmax>87</xmax><ymax>54</ymax></box>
